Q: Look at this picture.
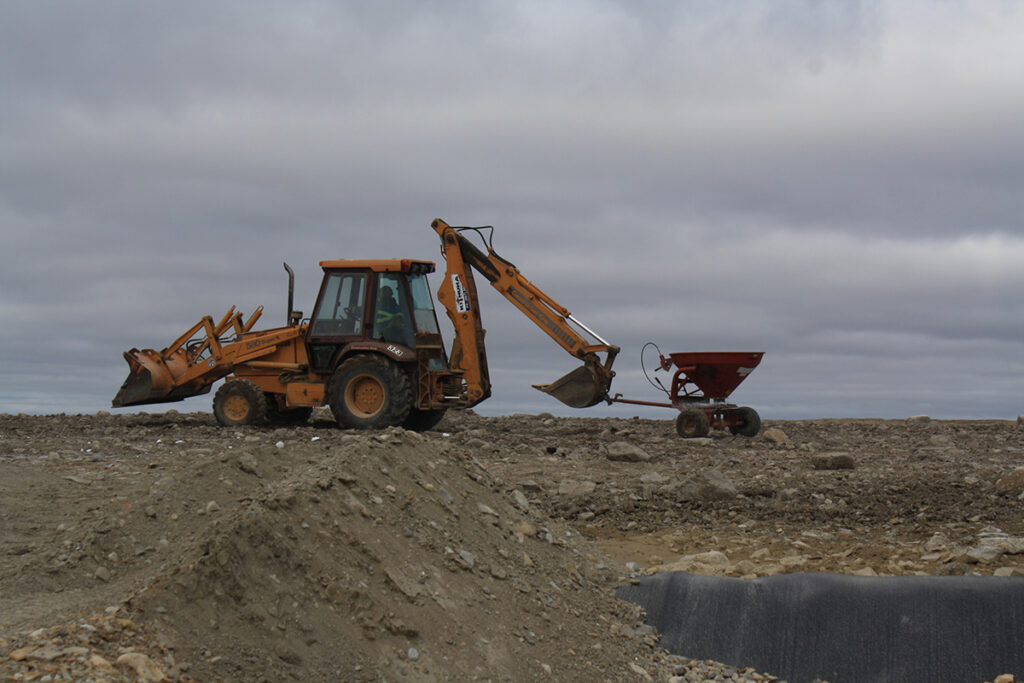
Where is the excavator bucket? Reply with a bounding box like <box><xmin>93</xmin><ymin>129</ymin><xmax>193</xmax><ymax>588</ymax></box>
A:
<box><xmin>533</xmin><ymin>363</ymin><xmax>611</xmax><ymax>409</ymax></box>
<box><xmin>112</xmin><ymin>348</ymin><xmax>212</xmax><ymax>407</ymax></box>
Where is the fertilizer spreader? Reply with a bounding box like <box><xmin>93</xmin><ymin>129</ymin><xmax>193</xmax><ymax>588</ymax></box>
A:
<box><xmin>611</xmin><ymin>347</ymin><xmax>764</xmax><ymax>438</ymax></box>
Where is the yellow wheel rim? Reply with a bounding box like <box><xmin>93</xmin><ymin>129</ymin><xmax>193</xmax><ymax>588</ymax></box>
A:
<box><xmin>223</xmin><ymin>393</ymin><xmax>251</xmax><ymax>422</ymax></box>
<box><xmin>345</xmin><ymin>374</ymin><xmax>385</xmax><ymax>418</ymax></box>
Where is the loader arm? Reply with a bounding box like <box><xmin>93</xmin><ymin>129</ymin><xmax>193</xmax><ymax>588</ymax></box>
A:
<box><xmin>111</xmin><ymin>306</ymin><xmax>305</xmax><ymax>408</ymax></box>
<box><xmin>432</xmin><ymin>218</ymin><xmax>618</xmax><ymax>408</ymax></box>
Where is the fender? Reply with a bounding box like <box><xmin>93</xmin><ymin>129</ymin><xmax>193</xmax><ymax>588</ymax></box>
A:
<box><xmin>331</xmin><ymin>340</ymin><xmax>415</xmax><ymax>370</ymax></box>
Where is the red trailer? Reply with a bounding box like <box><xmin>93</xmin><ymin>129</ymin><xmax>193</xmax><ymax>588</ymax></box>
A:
<box><xmin>611</xmin><ymin>350</ymin><xmax>763</xmax><ymax>438</ymax></box>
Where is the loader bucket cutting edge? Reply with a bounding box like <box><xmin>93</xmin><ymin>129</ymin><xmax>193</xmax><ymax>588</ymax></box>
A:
<box><xmin>112</xmin><ymin>363</ymin><xmax>156</xmax><ymax>408</ymax></box>
<box><xmin>533</xmin><ymin>364</ymin><xmax>610</xmax><ymax>409</ymax></box>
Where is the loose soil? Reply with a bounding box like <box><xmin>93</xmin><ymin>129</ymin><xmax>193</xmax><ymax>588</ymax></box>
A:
<box><xmin>2</xmin><ymin>410</ymin><xmax>1022</xmax><ymax>682</ymax></box>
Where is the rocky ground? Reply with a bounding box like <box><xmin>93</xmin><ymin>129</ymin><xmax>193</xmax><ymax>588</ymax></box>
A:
<box><xmin>2</xmin><ymin>409</ymin><xmax>1023</xmax><ymax>682</ymax></box>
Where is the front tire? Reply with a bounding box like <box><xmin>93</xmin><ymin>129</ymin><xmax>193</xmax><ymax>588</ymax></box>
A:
<box><xmin>213</xmin><ymin>379</ymin><xmax>268</xmax><ymax>426</ymax></box>
<box><xmin>328</xmin><ymin>354</ymin><xmax>412</xmax><ymax>429</ymax></box>
<box><xmin>676</xmin><ymin>408</ymin><xmax>710</xmax><ymax>438</ymax></box>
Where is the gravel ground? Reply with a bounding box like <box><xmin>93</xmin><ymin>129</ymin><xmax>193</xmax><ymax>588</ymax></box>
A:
<box><xmin>2</xmin><ymin>409</ymin><xmax>1022</xmax><ymax>682</ymax></box>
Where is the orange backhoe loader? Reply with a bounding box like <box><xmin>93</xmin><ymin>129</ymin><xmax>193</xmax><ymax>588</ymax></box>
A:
<box><xmin>112</xmin><ymin>219</ymin><xmax>618</xmax><ymax>430</ymax></box>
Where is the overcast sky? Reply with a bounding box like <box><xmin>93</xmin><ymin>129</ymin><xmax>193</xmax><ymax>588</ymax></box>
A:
<box><xmin>2</xmin><ymin>1</ymin><xmax>1023</xmax><ymax>421</ymax></box>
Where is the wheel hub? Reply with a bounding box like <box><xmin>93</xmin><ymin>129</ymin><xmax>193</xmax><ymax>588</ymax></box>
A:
<box><xmin>346</xmin><ymin>374</ymin><xmax>385</xmax><ymax>418</ymax></box>
<box><xmin>223</xmin><ymin>394</ymin><xmax>251</xmax><ymax>422</ymax></box>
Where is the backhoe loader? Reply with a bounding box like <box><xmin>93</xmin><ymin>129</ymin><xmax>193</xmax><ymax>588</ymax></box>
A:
<box><xmin>112</xmin><ymin>219</ymin><xmax>618</xmax><ymax>430</ymax></box>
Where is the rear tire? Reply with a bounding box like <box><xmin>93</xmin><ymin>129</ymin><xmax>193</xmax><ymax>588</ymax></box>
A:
<box><xmin>676</xmin><ymin>408</ymin><xmax>710</xmax><ymax>438</ymax></box>
<box><xmin>403</xmin><ymin>408</ymin><xmax>447</xmax><ymax>432</ymax></box>
<box><xmin>328</xmin><ymin>354</ymin><xmax>412</xmax><ymax>429</ymax></box>
<box><xmin>213</xmin><ymin>379</ymin><xmax>268</xmax><ymax>426</ymax></box>
<box><xmin>729</xmin><ymin>406</ymin><xmax>761</xmax><ymax>437</ymax></box>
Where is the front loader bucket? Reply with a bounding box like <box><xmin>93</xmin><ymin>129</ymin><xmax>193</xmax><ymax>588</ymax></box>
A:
<box><xmin>533</xmin><ymin>363</ymin><xmax>611</xmax><ymax>409</ymax></box>
<box><xmin>112</xmin><ymin>348</ymin><xmax>212</xmax><ymax>408</ymax></box>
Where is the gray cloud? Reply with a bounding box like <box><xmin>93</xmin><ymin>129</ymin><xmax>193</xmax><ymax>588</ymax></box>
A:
<box><xmin>2</xmin><ymin>1</ymin><xmax>1022</xmax><ymax>420</ymax></box>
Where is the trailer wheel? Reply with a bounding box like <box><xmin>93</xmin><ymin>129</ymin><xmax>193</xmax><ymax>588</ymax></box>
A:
<box><xmin>729</xmin><ymin>406</ymin><xmax>761</xmax><ymax>437</ymax></box>
<box><xmin>328</xmin><ymin>354</ymin><xmax>412</xmax><ymax>429</ymax></box>
<box><xmin>213</xmin><ymin>379</ymin><xmax>268</xmax><ymax>426</ymax></box>
<box><xmin>676</xmin><ymin>408</ymin><xmax>710</xmax><ymax>438</ymax></box>
<box><xmin>403</xmin><ymin>408</ymin><xmax>447</xmax><ymax>432</ymax></box>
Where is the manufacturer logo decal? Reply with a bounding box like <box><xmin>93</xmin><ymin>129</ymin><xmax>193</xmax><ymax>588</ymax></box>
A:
<box><xmin>452</xmin><ymin>274</ymin><xmax>471</xmax><ymax>313</ymax></box>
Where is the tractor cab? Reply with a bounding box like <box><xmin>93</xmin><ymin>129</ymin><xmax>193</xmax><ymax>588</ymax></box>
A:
<box><xmin>307</xmin><ymin>259</ymin><xmax>447</xmax><ymax>375</ymax></box>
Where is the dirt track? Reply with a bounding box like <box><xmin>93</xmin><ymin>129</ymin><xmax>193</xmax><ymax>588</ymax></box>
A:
<box><xmin>2</xmin><ymin>410</ymin><xmax>1023</xmax><ymax>681</ymax></box>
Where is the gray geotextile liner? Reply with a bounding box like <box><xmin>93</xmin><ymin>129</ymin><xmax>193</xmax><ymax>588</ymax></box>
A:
<box><xmin>617</xmin><ymin>571</ymin><xmax>1024</xmax><ymax>683</ymax></box>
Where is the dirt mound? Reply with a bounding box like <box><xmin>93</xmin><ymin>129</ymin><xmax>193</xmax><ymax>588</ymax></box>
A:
<box><xmin>0</xmin><ymin>413</ymin><xmax>676</xmax><ymax>682</ymax></box>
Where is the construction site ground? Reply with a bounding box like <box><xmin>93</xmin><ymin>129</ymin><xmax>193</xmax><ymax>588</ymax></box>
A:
<box><xmin>2</xmin><ymin>409</ymin><xmax>1023</xmax><ymax>682</ymax></box>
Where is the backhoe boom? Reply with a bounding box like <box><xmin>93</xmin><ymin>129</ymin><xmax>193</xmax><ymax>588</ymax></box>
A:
<box><xmin>432</xmin><ymin>218</ymin><xmax>618</xmax><ymax>408</ymax></box>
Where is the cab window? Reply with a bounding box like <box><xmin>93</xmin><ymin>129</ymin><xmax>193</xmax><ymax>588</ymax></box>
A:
<box><xmin>311</xmin><ymin>272</ymin><xmax>366</xmax><ymax>337</ymax></box>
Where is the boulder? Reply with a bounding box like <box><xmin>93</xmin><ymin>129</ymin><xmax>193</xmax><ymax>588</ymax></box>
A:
<box><xmin>675</xmin><ymin>469</ymin><xmax>738</xmax><ymax>501</ymax></box>
<box><xmin>996</xmin><ymin>468</ymin><xmax>1024</xmax><ymax>495</ymax></box>
<box><xmin>605</xmin><ymin>441</ymin><xmax>652</xmax><ymax>462</ymax></box>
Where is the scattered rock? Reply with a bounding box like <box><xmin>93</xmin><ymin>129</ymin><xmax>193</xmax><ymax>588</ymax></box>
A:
<box><xmin>516</xmin><ymin>521</ymin><xmax>537</xmax><ymax>537</ymax></box>
<box><xmin>517</xmin><ymin>479</ymin><xmax>543</xmax><ymax>494</ymax></box>
<box><xmin>557</xmin><ymin>479</ymin><xmax>597</xmax><ymax>496</ymax></box>
<box><xmin>907</xmin><ymin>415</ymin><xmax>931</xmax><ymax>423</ymax></box>
<box><xmin>966</xmin><ymin>548</ymin><xmax>1007</xmax><ymax>565</ymax></box>
<box><xmin>810</xmin><ymin>453</ymin><xmax>855</xmax><ymax>470</ymax></box>
<box><xmin>605</xmin><ymin>441</ymin><xmax>652</xmax><ymax>462</ymax></box>
<box><xmin>237</xmin><ymin>453</ymin><xmax>259</xmax><ymax>474</ymax></box>
<box><xmin>675</xmin><ymin>469</ymin><xmax>738</xmax><ymax>501</ymax></box>
<box><xmin>116</xmin><ymin>652</ymin><xmax>167</xmax><ymax>682</ymax></box>
<box><xmin>512</xmin><ymin>489</ymin><xmax>532</xmax><ymax>512</ymax></box>
<box><xmin>925</xmin><ymin>532</ymin><xmax>950</xmax><ymax>552</ymax></box>
<box><xmin>762</xmin><ymin>428</ymin><xmax>789</xmax><ymax>444</ymax></box>
<box><xmin>89</xmin><ymin>654</ymin><xmax>115</xmax><ymax>673</ymax></box>
<box><xmin>994</xmin><ymin>567</ymin><xmax>1024</xmax><ymax>578</ymax></box>
<box><xmin>996</xmin><ymin>468</ymin><xmax>1024</xmax><ymax>495</ymax></box>
<box><xmin>8</xmin><ymin>646</ymin><xmax>34</xmax><ymax>662</ymax></box>
<box><xmin>457</xmin><ymin>549</ymin><xmax>476</xmax><ymax>569</ymax></box>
